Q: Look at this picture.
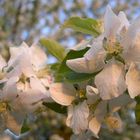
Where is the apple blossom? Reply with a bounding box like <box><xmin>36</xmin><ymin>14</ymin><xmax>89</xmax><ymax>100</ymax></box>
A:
<box><xmin>0</xmin><ymin>43</ymin><xmax>53</xmax><ymax>134</ymax></box>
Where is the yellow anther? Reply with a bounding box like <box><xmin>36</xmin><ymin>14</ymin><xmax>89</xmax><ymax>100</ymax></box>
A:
<box><xmin>36</xmin><ymin>67</ymin><xmax>49</xmax><ymax>78</ymax></box>
<box><xmin>79</xmin><ymin>90</ymin><xmax>85</xmax><ymax>98</ymax></box>
<box><xmin>105</xmin><ymin>116</ymin><xmax>122</xmax><ymax>130</ymax></box>
<box><xmin>0</xmin><ymin>102</ymin><xmax>7</xmax><ymax>113</ymax></box>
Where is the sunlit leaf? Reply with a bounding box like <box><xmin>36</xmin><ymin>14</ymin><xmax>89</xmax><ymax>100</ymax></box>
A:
<box><xmin>62</xmin><ymin>17</ymin><xmax>101</xmax><ymax>36</ymax></box>
<box><xmin>40</xmin><ymin>38</ymin><xmax>66</xmax><ymax>61</ymax></box>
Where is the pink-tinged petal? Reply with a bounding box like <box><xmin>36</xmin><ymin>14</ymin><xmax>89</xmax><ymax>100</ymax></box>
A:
<box><xmin>84</xmin><ymin>35</ymin><xmax>104</xmax><ymax>60</ymax></box>
<box><xmin>94</xmin><ymin>101</ymin><xmax>107</xmax><ymax>122</ymax></box>
<box><xmin>109</xmin><ymin>94</ymin><xmax>132</xmax><ymax>112</ymax></box>
<box><xmin>30</xmin><ymin>44</ymin><xmax>47</xmax><ymax>69</ymax></box>
<box><xmin>104</xmin><ymin>5</ymin><xmax>121</xmax><ymax>39</ymax></box>
<box><xmin>126</xmin><ymin>62</ymin><xmax>140</xmax><ymax>98</ymax></box>
<box><xmin>0</xmin><ymin>55</ymin><xmax>6</xmax><ymax>70</ymax></box>
<box><xmin>66</xmin><ymin>52</ymin><xmax>105</xmax><ymax>74</ymax></box>
<box><xmin>8</xmin><ymin>42</ymin><xmax>29</xmax><ymax>67</ymax></box>
<box><xmin>71</xmin><ymin>40</ymin><xmax>92</xmax><ymax>51</ymax></box>
<box><xmin>118</xmin><ymin>11</ymin><xmax>129</xmax><ymax>32</ymax></box>
<box><xmin>86</xmin><ymin>86</ymin><xmax>100</xmax><ymax>104</ymax></box>
<box><xmin>66</xmin><ymin>105</ymin><xmax>73</xmax><ymax>127</ymax></box>
<box><xmin>95</xmin><ymin>60</ymin><xmax>126</xmax><ymax>100</ymax></box>
<box><xmin>50</xmin><ymin>83</ymin><xmax>75</xmax><ymax>106</ymax></box>
<box><xmin>66</xmin><ymin>101</ymin><xmax>89</xmax><ymax>134</ymax></box>
<box><xmin>2</xmin><ymin>77</ymin><xmax>19</xmax><ymax>101</ymax></box>
<box><xmin>20</xmin><ymin>55</ymin><xmax>35</xmax><ymax>77</ymax></box>
<box><xmin>122</xmin><ymin>18</ymin><xmax>140</xmax><ymax>63</ymax></box>
<box><xmin>15</xmin><ymin>89</ymin><xmax>45</xmax><ymax>112</ymax></box>
<box><xmin>30</xmin><ymin>77</ymin><xmax>52</xmax><ymax>102</ymax></box>
<box><xmin>89</xmin><ymin>117</ymin><xmax>101</xmax><ymax>138</ymax></box>
<box><xmin>30</xmin><ymin>77</ymin><xmax>46</xmax><ymax>93</ymax></box>
<box><xmin>4</xmin><ymin>110</ymin><xmax>25</xmax><ymax>135</ymax></box>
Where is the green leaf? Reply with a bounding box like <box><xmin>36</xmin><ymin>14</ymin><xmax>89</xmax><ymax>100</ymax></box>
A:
<box><xmin>135</xmin><ymin>97</ymin><xmax>140</xmax><ymax>125</ymax></box>
<box><xmin>43</xmin><ymin>102</ymin><xmax>67</xmax><ymax>114</ymax></box>
<box><xmin>21</xmin><ymin>119</ymin><xmax>31</xmax><ymax>134</ymax></box>
<box><xmin>65</xmin><ymin>70</ymin><xmax>100</xmax><ymax>83</ymax></box>
<box><xmin>40</xmin><ymin>38</ymin><xmax>66</xmax><ymax>61</ymax></box>
<box><xmin>62</xmin><ymin>17</ymin><xmax>101</xmax><ymax>36</ymax></box>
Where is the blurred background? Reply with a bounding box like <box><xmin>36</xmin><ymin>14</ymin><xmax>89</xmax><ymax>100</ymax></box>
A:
<box><xmin>1</xmin><ymin>0</ymin><xmax>140</xmax><ymax>140</ymax></box>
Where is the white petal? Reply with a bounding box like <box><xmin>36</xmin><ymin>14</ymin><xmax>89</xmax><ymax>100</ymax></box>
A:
<box><xmin>4</xmin><ymin>110</ymin><xmax>25</xmax><ymax>135</ymax></box>
<box><xmin>94</xmin><ymin>101</ymin><xmax>107</xmax><ymax>122</ymax></box>
<box><xmin>8</xmin><ymin>42</ymin><xmax>29</xmax><ymax>67</ymax></box>
<box><xmin>66</xmin><ymin>101</ymin><xmax>89</xmax><ymax>134</ymax></box>
<box><xmin>30</xmin><ymin>44</ymin><xmax>47</xmax><ymax>69</ymax></box>
<box><xmin>95</xmin><ymin>60</ymin><xmax>126</xmax><ymax>100</ymax></box>
<box><xmin>71</xmin><ymin>40</ymin><xmax>92</xmax><ymax>51</ymax></box>
<box><xmin>122</xmin><ymin>18</ymin><xmax>140</xmax><ymax>63</ymax></box>
<box><xmin>0</xmin><ymin>55</ymin><xmax>6</xmax><ymax>70</ymax></box>
<box><xmin>15</xmin><ymin>89</ymin><xmax>45</xmax><ymax>112</ymax></box>
<box><xmin>50</xmin><ymin>83</ymin><xmax>75</xmax><ymax>106</ymax></box>
<box><xmin>86</xmin><ymin>86</ymin><xmax>99</xmax><ymax>104</ymax></box>
<box><xmin>89</xmin><ymin>117</ymin><xmax>101</xmax><ymax>138</ymax></box>
<box><xmin>2</xmin><ymin>77</ymin><xmax>19</xmax><ymax>101</ymax></box>
<box><xmin>66</xmin><ymin>52</ymin><xmax>105</xmax><ymax>74</ymax></box>
<box><xmin>109</xmin><ymin>94</ymin><xmax>132</xmax><ymax>112</ymax></box>
<box><xmin>104</xmin><ymin>5</ymin><xmax>121</xmax><ymax>39</ymax></box>
<box><xmin>84</xmin><ymin>35</ymin><xmax>104</xmax><ymax>60</ymax></box>
<box><xmin>30</xmin><ymin>77</ymin><xmax>46</xmax><ymax>93</ymax></box>
<box><xmin>126</xmin><ymin>62</ymin><xmax>140</xmax><ymax>98</ymax></box>
<box><xmin>20</xmin><ymin>55</ymin><xmax>35</xmax><ymax>77</ymax></box>
<box><xmin>30</xmin><ymin>77</ymin><xmax>52</xmax><ymax>102</ymax></box>
<box><xmin>118</xmin><ymin>11</ymin><xmax>129</xmax><ymax>32</ymax></box>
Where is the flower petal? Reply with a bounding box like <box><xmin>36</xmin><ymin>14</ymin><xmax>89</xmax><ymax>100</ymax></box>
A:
<box><xmin>86</xmin><ymin>86</ymin><xmax>100</xmax><ymax>104</ymax></box>
<box><xmin>66</xmin><ymin>101</ymin><xmax>89</xmax><ymax>134</ymax></box>
<box><xmin>95</xmin><ymin>60</ymin><xmax>126</xmax><ymax>100</ymax></box>
<box><xmin>104</xmin><ymin>5</ymin><xmax>121</xmax><ymax>39</ymax></box>
<box><xmin>0</xmin><ymin>55</ymin><xmax>6</xmax><ymax>70</ymax></box>
<box><xmin>126</xmin><ymin>62</ymin><xmax>140</xmax><ymax>98</ymax></box>
<box><xmin>66</xmin><ymin>52</ymin><xmax>105</xmax><ymax>74</ymax></box>
<box><xmin>30</xmin><ymin>44</ymin><xmax>47</xmax><ymax>69</ymax></box>
<box><xmin>122</xmin><ymin>18</ymin><xmax>140</xmax><ymax>64</ymax></box>
<box><xmin>94</xmin><ymin>101</ymin><xmax>107</xmax><ymax>122</ymax></box>
<box><xmin>109</xmin><ymin>94</ymin><xmax>132</xmax><ymax>112</ymax></box>
<box><xmin>118</xmin><ymin>11</ymin><xmax>129</xmax><ymax>32</ymax></box>
<box><xmin>30</xmin><ymin>77</ymin><xmax>52</xmax><ymax>102</ymax></box>
<box><xmin>14</xmin><ymin>89</ymin><xmax>45</xmax><ymax>112</ymax></box>
<box><xmin>89</xmin><ymin>117</ymin><xmax>101</xmax><ymax>138</ymax></box>
<box><xmin>84</xmin><ymin>35</ymin><xmax>104</xmax><ymax>60</ymax></box>
<box><xmin>50</xmin><ymin>83</ymin><xmax>75</xmax><ymax>106</ymax></box>
<box><xmin>1</xmin><ymin>77</ymin><xmax>19</xmax><ymax>101</ymax></box>
<box><xmin>4</xmin><ymin>110</ymin><xmax>25</xmax><ymax>135</ymax></box>
<box><xmin>71</xmin><ymin>40</ymin><xmax>92</xmax><ymax>51</ymax></box>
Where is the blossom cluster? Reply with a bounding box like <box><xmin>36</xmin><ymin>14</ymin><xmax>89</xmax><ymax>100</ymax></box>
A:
<box><xmin>0</xmin><ymin>5</ymin><xmax>140</xmax><ymax>139</ymax></box>
<box><xmin>0</xmin><ymin>43</ymin><xmax>53</xmax><ymax>134</ymax></box>
<box><xmin>50</xmin><ymin>6</ymin><xmax>140</xmax><ymax>139</ymax></box>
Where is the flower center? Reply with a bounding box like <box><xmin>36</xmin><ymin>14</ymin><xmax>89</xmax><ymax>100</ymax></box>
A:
<box><xmin>0</xmin><ymin>101</ymin><xmax>8</xmax><ymax>113</ymax></box>
<box><xmin>103</xmin><ymin>38</ymin><xmax>123</xmax><ymax>56</ymax></box>
<box><xmin>105</xmin><ymin>116</ymin><xmax>121</xmax><ymax>130</ymax></box>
